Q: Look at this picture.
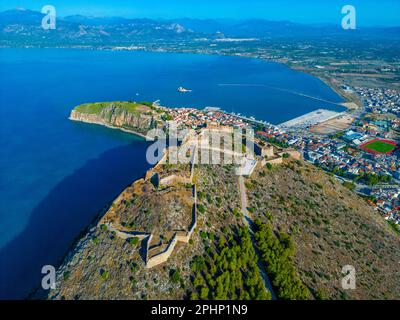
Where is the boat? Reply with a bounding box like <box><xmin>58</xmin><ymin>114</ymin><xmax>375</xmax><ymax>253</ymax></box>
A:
<box><xmin>204</xmin><ymin>106</ymin><xmax>221</xmax><ymax>112</ymax></box>
<box><xmin>177</xmin><ymin>86</ymin><xmax>192</xmax><ymax>93</ymax></box>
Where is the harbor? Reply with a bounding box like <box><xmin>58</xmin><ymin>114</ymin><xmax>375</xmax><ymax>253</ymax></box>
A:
<box><xmin>278</xmin><ymin>109</ymin><xmax>342</xmax><ymax>130</ymax></box>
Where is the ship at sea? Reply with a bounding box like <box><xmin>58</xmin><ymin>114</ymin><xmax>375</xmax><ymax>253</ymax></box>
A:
<box><xmin>177</xmin><ymin>86</ymin><xmax>192</xmax><ymax>93</ymax></box>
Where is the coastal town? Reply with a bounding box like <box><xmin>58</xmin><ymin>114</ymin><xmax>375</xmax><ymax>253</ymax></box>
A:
<box><xmin>164</xmin><ymin>106</ymin><xmax>248</xmax><ymax>129</ymax></box>
<box><xmin>158</xmin><ymin>86</ymin><xmax>400</xmax><ymax>233</ymax></box>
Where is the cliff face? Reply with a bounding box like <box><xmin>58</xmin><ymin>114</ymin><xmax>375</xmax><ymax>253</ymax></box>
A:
<box><xmin>69</xmin><ymin>103</ymin><xmax>161</xmax><ymax>136</ymax></box>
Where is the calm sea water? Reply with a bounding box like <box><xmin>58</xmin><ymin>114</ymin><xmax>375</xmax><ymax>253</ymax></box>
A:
<box><xmin>0</xmin><ymin>48</ymin><xmax>343</xmax><ymax>299</ymax></box>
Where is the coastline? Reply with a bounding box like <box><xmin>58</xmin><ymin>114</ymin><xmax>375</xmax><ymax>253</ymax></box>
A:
<box><xmin>40</xmin><ymin>111</ymin><xmax>172</xmax><ymax>299</ymax></box>
<box><xmin>32</xmin><ymin>113</ymin><xmax>157</xmax><ymax>298</ymax></box>
<box><xmin>285</xmin><ymin>64</ymin><xmax>363</xmax><ymax>110</ymax></box>
<box><xmin>311</xmin><ymin>73</ymin><xmax>363</xmax><ymax>110</ymax></box>
<box><xmin>69</xmin><ymin>116</ymin><xmax>153</xmax><ymax>141</ymax></box>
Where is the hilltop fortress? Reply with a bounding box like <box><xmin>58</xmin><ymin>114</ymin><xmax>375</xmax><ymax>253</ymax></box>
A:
<box><xmin>96</xmin><ymin>123</ymin><xmax>300</xmax><ymax>269</ymax></box>
<box><xmin>63</xmin><ymin>101</ymin><xmax>302</xmax><ymax>270</ymax></box>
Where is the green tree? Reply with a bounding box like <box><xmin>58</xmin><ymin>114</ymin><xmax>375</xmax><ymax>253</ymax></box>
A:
<box><xmin>200</xmin><ymin>286</ymin><xmax>209</xmax><ymax>299</ymax></box>
<box><xmin>170</xmin><ymin>270</ymin><xmax>181</xmax><ymax>283</ymax></box>
<box><xmin>129</xmin><ymin>237</ymin><xmax>139</xmax><ymax>245</ymax></box>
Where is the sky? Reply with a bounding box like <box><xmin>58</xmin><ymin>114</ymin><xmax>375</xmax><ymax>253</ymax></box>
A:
<box><xmin>1</xmin><ymin>0</ymin><xmax>399</xmax><ymax>26</ymax></box>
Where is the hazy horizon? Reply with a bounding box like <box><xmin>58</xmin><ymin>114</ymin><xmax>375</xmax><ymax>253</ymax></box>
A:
<box><xmin>1</xmin><ymin>0</ymin><xmax>400</xmax><ymax>27</ymax></box>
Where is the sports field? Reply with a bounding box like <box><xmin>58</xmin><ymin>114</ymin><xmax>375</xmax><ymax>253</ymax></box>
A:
<box><xmin>360</xmin><ymin>139</ymin><xmax>397</xmax><ymax>155</ymax></box>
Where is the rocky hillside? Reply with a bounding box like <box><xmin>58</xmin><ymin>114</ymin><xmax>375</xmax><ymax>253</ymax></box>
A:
<box><xmin>0</xmin><ymin>9</ymin><xmax>197</xmax><ymax>47</ymax></box>
<box><xmin>46</xmin><ymin>164</ymin><xmax>253</xmax><ymax>300</ymax></box>
<box><xmin>246</xmin><ymin>159</ymin><xmax>400</xmax><ymax>300</ymax></box>
<box><xmin>69</xmin><ymin>101</ymin><xmax>164</xmax><ymax>137</ymax></box>
<box><xmin>43</xmin><ymin>158</ymin><xmax>400</xmax><ymax>300</ymax></box>
<box><xmin>2</xmin><ymin>8</ymin><xmax>398</xmax><ymax>48</ymax></box>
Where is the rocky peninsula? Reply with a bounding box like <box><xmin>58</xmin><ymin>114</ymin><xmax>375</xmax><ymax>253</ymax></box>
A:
<box><xmin>69</xmin><ymin>101</ymin><xmax>166</xmax><ymax>139</ymax></box>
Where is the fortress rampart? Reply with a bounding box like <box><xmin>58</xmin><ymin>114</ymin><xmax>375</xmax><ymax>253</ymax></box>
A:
<box><xmin>145</xmin><ymin>184</ymin><xmax>197</xmax><ymax>268</ymax></box>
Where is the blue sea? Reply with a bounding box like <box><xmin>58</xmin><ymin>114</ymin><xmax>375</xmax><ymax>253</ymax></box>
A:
<box><xmin>0</xmin><ymin>48</ymin><xmax>343</xmax><ymax>299</ymax></box>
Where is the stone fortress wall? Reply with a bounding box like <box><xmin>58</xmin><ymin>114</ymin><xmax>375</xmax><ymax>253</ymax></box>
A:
<box><xmin>145</xmin><ymin>148</ymin><xmax>198</xmax><ymax>268</ymax></box>
<box><xmin>145</xmin><ymin>184</ymin><xmax>197</xmax><ymax>268</ymax></box>
<box><xmin>98</xmin><ymin>127</ymin><xmax>301</xmax><ymax>269</ymax></box>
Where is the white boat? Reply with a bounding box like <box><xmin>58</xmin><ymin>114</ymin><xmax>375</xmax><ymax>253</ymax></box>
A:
<box><xmin>204</xmin><ymin>106</ymin><xmax>221</xmax><ymax>112</ymax></box>
<box><xmin>177</xmin><ymin>86</ymin><xmax>192</xmax><ymax>93</ymax></box>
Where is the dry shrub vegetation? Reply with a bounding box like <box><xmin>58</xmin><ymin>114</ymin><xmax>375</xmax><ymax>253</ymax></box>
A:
<box><xmin>247</xmin><ymin>159</ymin><xmax>400</xmax><ymax>300</ymax></box>
<box><xmin>49</xmin><ymin>160</ymin><xmax>400</xmax><ymax>300</ymax></box>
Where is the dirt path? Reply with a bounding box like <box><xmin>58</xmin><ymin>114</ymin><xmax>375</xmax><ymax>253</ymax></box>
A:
<box><xmin>238</xmin><ymin>176</ymin><xmax>277</xmax><ymax>300</ymax></box>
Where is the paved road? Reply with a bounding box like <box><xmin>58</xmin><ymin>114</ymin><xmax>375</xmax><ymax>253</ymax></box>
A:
<box><xmin>238</xmin><ymin>176</ymin><xmax>277</xmax><ymax>300</ymax></box>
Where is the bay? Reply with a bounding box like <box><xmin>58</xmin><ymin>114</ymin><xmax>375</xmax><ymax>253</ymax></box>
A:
<box><xmin>0</xmin><ymin>48</ymin><xmax>343</xmax><ymax>299</ymax></box>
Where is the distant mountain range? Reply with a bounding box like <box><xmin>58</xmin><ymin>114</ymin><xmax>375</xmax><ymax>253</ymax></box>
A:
<box><xmin>0</xmin><ymin>8</ymin><xmax>399</xmax><ymax>47</ymax></box>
